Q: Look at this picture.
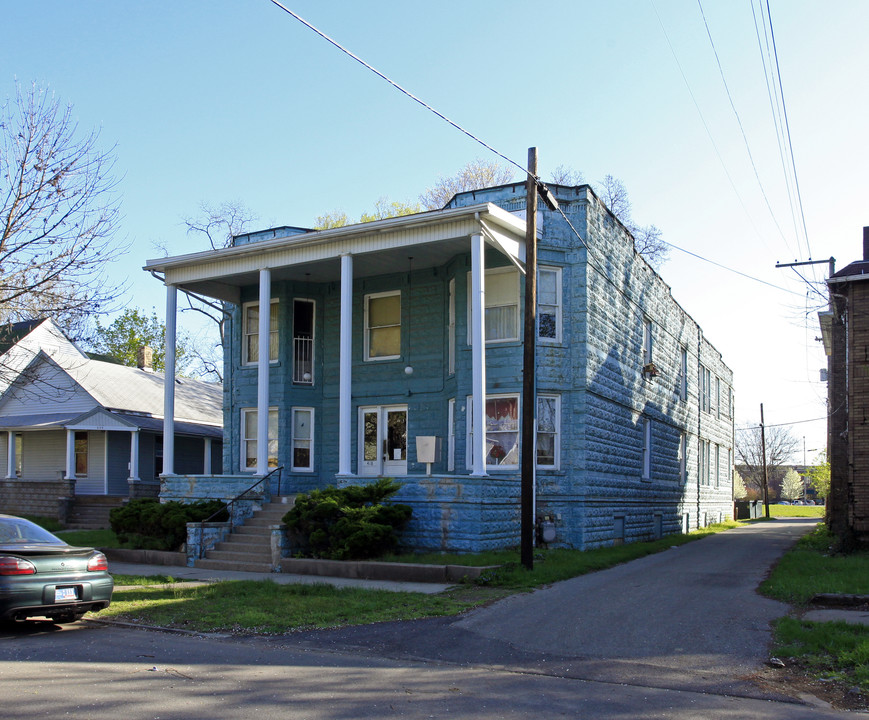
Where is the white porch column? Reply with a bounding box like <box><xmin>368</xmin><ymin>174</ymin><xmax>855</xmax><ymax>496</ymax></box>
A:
<box><xmin>203</xmin><ymin>437</ymin><xmax>212</xmax><ymax>475</ymax></box>
<box><xmin>337</xmin><ymin>253</ymin><xmax>353</xmax><ymax>476</ymax></box>
<box><xmin>129</xmin><ymin>430</ymin><xmax>140</xmax><ymax>482</ymax></box>
<box><xmin>470</xmin><ymin>233</ymin><xmax>487</xmax><ymax>476</ymax></box>
<box><xmin>65</xmin><ymin>430</ymin><xmax>75</xmax><ymax>480</ymax></box>
<box><xmin>256</xmin><ymin>268</ymin><xmax>272</xmax><ymax>476</ymax></box>
<box><xmin>163</xmin><ymin>284</ymin><xmax>177</xmax><ymax>475</ymax></box>
<box><xmin>7</xmin><ymin>431</ymin><xmax>18</xmax><ymax>479</ymax></box>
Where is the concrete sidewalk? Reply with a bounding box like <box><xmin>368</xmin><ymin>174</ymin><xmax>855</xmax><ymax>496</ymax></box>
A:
<box><xmin>109</xmin><ymin>561</ymin><xmax>453</xmax><ymax>594</ymax></box>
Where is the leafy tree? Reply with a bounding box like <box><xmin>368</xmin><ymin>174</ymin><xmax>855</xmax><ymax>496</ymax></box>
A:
<box><xmin>735</xmin><ymin>424</ymin><xmax>800</xmax><ymax>497</ymax></box>
<box><xmin>806</xmin><ymin>453</ymin><xmax>831</xmax><ymax>499</ymax></box>
<box><xmin>732</xmin><ymin>470</ymin><xmax>748</xmax><ymax>500</ymax></box>
<box><xmin>314</xmin><ymin>210</ymin><xmax>350</xmax><ymax>230</ymax></box>
<box><xmin>87</xmin><ymin>307</ymin><xmax>190</xmax><ymax>374</ymax></box>
<box><xmin>0</xmin><ymin>80</ymin><xmax>126</xmax><ymax>339</ymax></box>
<box><xmin>359</xmin><ymin>197</ymin><xmax>422</xmax><ymax>223</ymax></box>
<box><xmin>419</xmin><ymin>158</ymin><xmax>516</xmax><ymax>210</ymax></box>
<box><xmin>781</xmin><ymin>467</ymin><xmax>804</xmax><ymax>500</ymax></box>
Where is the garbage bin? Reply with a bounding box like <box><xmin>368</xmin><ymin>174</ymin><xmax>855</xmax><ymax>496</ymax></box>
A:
<box><xmin>734</xmin><ymin>500</ymin><xmax>750</xmax><ymax>520</ymax></box>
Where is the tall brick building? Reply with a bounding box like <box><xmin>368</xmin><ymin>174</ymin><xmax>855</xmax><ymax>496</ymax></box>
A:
<box><xmin>823</xmin><ymin>227</ymin><xmax>869</xmax><ymax>546</ymax></box>
<box><xmin>147</xmin><ymin>183</ymin><xmax>734</xmax><ymax>554</ymax></box>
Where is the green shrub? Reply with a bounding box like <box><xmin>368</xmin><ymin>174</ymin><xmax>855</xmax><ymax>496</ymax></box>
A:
<box><xmin>110</xmin><ymin>498</ymin><xmax>228</xmax><ymax>551</ymax></box>
<box><xmin>284</xmin><ymin>478</ymin><xmax>412</xmax><ymax>560</ymax></box>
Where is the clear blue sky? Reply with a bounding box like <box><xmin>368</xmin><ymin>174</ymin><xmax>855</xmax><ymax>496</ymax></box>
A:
<box><xmin>4</xmin><ymin>0</ymin><xmax>868</xmax><ymax>462</ymax></box>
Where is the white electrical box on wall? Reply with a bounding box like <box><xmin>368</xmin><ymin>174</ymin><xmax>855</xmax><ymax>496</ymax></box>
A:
<box><xmin>416</xmin><ymin>436</ymin><xmax>440</xmax><ymax>464</ymax></box>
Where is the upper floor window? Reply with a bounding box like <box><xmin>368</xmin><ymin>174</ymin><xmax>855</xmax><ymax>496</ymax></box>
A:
<box><xmin>699</xmin><ymin>364</ymin><xmax>711</xmax><ymax>413</ymax></box>
<box><xmin>293</xmin><ymin>299</ymin><xmax>315</xmax><ymax>385</ymax></box>
<box><xmin>364</xmin><ymin>291</ymin><xmax>401</xmax><ymax>360</ymax></box>
<box><xmin>468</xmin><ymin>267</ymin><xmax>520</xmax><ymax>344</ymax></box>
<box><xmin>679</xmin><ymin>347</ymin><xmax>688</xmax><ymax>401</ymax></box>
<box><xmin>243</xmin><ymin>300</ymin><xmax>278</xmax><ymax>365</ymax></box>
<box><xmin>679</xmin><ymin>432</ymin><xmax>687</xmax><ymax>484</ymax></box>
<box><xmin>448</xmin><ymin>278</ymin><xmax>456</xmax><ymax>375</ymax></box>
<box><xmin>538</xmin><ymin>266</ymin><xmax>562</xmax><ymax>343</ymax></box>
<box><xmin>643</xmin><ymin>317</ymin><xmax>653</xmax><ymax>364</ymax></box>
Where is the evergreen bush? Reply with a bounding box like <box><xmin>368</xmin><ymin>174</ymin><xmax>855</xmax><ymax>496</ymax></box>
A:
<box><xmin>110</xmin><ymin>498</ymin><xmax>228</xmax><ymax>551</ymax></box>
<box><xmin>283</xmin><ymin>478</ymin><xmax>412</xmax><ymax>560</ymax></box>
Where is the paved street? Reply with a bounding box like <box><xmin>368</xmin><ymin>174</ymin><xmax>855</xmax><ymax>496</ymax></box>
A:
<box><xmin>0</xmin><ymin>518</ymin><xmax>847</xmax><ymax>719</ymax></box>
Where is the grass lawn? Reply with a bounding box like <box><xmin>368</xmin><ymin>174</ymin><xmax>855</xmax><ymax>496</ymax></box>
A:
<box><xmin>95</xmin><ymin>520</ymin><xmax>742</xmax><ymax>634</ymax></box>
<box><xmin>761</xmin><ymin>524</ymin><xmax>869</xmax><ymax>694</ymax></box>
<box><xmin>768</xmin><ymin>505</ymin><xmax>825</xmax><ymax>519</ymax></box>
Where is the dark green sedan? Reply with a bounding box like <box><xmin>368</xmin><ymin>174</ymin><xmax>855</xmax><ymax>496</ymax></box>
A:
<box><xmin>0</xmin><ymin>515</ymin><xmax>113</xmax><ymax>624</ymax></box>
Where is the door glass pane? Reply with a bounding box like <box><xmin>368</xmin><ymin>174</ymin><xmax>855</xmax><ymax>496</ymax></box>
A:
<box><xmin>386</xmin><ymin>411</ymin><xmax>407</xmax><ymax>461</ymax></box>
<box><xmin>363</xmin><ymin>411</ymin><xmax>378</xmax><ymax>462</ymax></box>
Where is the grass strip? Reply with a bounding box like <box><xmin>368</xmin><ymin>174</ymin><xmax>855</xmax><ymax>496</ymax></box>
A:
<box><xmin>100</xmin><ymin>581</ymin><xmax>480</xmax><ymax>634</ymax></box>
<box><xmin>762</xmin><ymin>523</ymin><xmax>869</xmax><ymax>693</ymax></box>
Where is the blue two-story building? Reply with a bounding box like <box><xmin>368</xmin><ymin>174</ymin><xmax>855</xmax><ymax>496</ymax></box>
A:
<box><xmin>146</xmin><ymin>182</ymin><xmax>734</xmax><ymax>553</ymax></box>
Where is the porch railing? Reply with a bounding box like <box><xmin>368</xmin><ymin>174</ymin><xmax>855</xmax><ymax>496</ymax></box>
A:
<box><xmin>197</xmin><ymin>465</ymin><xmax>284</xmax><ymax>559</ymax></box>
<box><xmin>293</xmin><ymin>336</ymin><xmax>313</xmax><ymax>384</ymax></box>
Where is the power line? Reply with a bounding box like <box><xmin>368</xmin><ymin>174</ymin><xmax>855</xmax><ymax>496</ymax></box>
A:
<box><xmin>696</xmin><ymin>0</ymin><xmax>792</xmax><ymax>251</ymax></box>
<box><xmin>267</xmin><ymin>0</ymin><xmax>529</xmax><ymax>180</ymax></box>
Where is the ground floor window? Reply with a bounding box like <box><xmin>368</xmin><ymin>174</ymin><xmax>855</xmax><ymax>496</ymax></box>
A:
<box><xmin>74</xmin><ymin>431</ymin><xmax>87</xmax><ymax>477</ymax></box>
<box><xmin>291</xmin><ymin>407</ymin><xmax>314</xmax><ymax>471</ymax></box>
<box><xmin>466</xmin><ymin>394</ymin><xmax>561</xmax><ymax>470</ymax></box>
<box><xmin>242</xmin><ymin>407</ymin><xmax>278</xmax><ymax>471</ymax></box>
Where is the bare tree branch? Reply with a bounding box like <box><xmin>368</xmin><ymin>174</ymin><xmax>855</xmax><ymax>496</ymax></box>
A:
<box><xmin>0</xmin><ymin>81</ymin><xmax>127</xmax><ymax>339</ymax></box>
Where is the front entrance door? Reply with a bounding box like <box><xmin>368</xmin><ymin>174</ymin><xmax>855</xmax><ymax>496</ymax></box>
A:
<box><xmin>359</xmin><ymin>405</ymin><xmax>407</xmax><ymax>476</ymax></box>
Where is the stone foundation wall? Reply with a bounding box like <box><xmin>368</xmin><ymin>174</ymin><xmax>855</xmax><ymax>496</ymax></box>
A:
<box><xmin>0</xmin><ymin>478</ymin><xmax>75</xmax><ymax>520</ymax></box>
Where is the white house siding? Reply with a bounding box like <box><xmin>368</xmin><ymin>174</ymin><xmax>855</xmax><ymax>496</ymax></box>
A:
<box><xmin>0</xmin><ymin>361</ymin><xmax>97</xmax><ymax>417</ymax></box>
<box><xmin>18</xmin><ymin>430</ymin><xmax>66</xmax><ymax>481</ymax></box>
<box><xmin>75</xmin><ymin>431</ymin><xmax>107</xmax><ymax>495</ymax></box>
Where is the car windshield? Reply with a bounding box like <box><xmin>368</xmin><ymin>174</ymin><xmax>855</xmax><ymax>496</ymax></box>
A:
<box><xmin>0</xmin><ymin>517</ymin><xmax>66</xmax><ymax>545</ymax></box>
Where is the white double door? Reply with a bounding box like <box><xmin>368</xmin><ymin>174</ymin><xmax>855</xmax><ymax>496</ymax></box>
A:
<box><xmin>359</xmin><ymin>405</ymin><xmax>407</xmax><ymax>476</ymax></box>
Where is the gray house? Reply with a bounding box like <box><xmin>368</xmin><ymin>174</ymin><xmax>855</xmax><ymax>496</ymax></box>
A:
<box><xmin>0</xmin><ymin>340</ymin><xmax>223</xmax><ymax>522</ymax></box>
<box><xmin>148</xmin><ymin>182</ymin><xmax>734</xmax><ymax>553</ymax></box>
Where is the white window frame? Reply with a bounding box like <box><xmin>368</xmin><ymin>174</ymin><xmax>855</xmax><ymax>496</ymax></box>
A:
<box><xmin>292</xmin><ymin>298</ymin><xmax>315</xmax><ymax>385</ymax></box>
<box><xmin>448</xmin><ymin>278</ymin><xmax>456</xmax><ymax>375</ymax></box>
<box><xmin>74</xmin><ymin>431</ymin><xmax>88</xmax><ymax>478</ymax></box>
<box><xmin>679</xmin><ymin>432</ymin><xmax>687</xmax><ymax>484</ymax></box>
<box><xmin>290</xmin><ymin>407</ymin><xmax>314</xmax><ymax>472</ymax></box>
<box><xmin>643</xmin><ymin>317</ymin><xmax>653</xmax><ymax>365</ymax></box>
<box><xmin>364</xmin><ymin>290</ymin><xmax>401</xmax><ymax>361</ymax></box>
<box><xmin>447</xmin><ymin>398</ymin><xmax>456</xmax><ymax>471</ymax></box>
<box><xmin>242</xmin><ymin>299</ymin><xmax>279</xmax><ymax>366</ymax></box>
<box><xmin>241</xmin><ymin>407</ymin><xmax>278</xmax><ymax>472</ymax></box>
<box><xmin>679</xmin><ymin>347</ymin><xmax>688</xmax><ymax>401</ymax></box>
<box><xmin>466</xmin><ymin>393</ymin><xmax>521</xmax><ymax>471</ymax></box>
<box><xmin>466</xmin><ymin>267</ymin><xmax>520</xmax><ymax>344</ymax></box>
<box><xmin>714</xmin><ymin>443</ymin><xmax>721</xmax><ymax>488</ymax></box>
<box><xmin>699</xmin><ymin>364</ymin><xmax>711</xmax><ymax>414</ymax></box>
<box><xmin>642</xmin><ymin>417</ymin><xmax>651</xmax><ymax>480</ymax></box>
<box><xmin>537</xmin><ymin>266</ymin><xmax>562</xmax><ymax>343</ymax></box>
<box><xmin>536</xmin><ymin>394</ymin><xmax>561</xmax><ymax>470</ymax></box>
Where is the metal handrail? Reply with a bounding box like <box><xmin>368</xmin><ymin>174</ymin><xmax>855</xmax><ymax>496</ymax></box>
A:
<box><xmin>197</xmin><ymin>465</ymin><xmax>284</xmax><ymax>559</ymax></box>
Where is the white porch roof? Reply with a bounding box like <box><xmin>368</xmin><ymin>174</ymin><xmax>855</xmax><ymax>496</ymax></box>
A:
<box><xmin>145</xmin><ymin>202</ymin><xmax>527</xmax><ymax>302</ymax></box>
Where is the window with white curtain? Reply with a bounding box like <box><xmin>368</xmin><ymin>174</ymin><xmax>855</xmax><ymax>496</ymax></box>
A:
<box><xmin>537</xmin><ymin>395</ymin><xmax>560</xmax><ymax>468</ymax></box>
<box><xmin>467</xmin><ymin>267</ymin><xmax>519</xmax><ymax>343</ymax></box>
<box><xmin>241</xmin><ymin>407</ymin><xmax>278</xmax><ymax>471</ymax></box>
<box><xmin>242</xmin><ymin>300</ymin><xmax>278</xmax><ymax>365</ymax></box>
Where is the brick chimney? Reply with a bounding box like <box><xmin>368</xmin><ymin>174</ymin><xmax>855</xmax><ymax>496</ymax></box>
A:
<box><xmin>137</xmin><ymin>346</ymin><xmax>153</xmax><ymax>372</ymax></box>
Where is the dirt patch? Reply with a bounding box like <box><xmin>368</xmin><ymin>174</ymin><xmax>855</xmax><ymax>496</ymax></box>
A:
<box><xmin>751</xmin><ymin>662</ymin><xmax>869</xmax><ymax>712</ymax></box>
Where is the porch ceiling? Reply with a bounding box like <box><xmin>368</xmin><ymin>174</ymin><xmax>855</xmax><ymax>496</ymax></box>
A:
<box><xmin>145</xmin><ymin>202</ymin><xmax>526</xmax><ymax>303</ymax></box>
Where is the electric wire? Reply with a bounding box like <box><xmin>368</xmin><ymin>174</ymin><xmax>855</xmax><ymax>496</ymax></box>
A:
<box><xmin>766</xmin><ymin>0</ymin><xmax>812</xmax><ymax>263</ymax></box>
<box><xmin>751</xmin><ymin>0</ymin><xmax>802</xmax><ymax>261</ymax></box>
<box><xmin>696</xmin><ymin>0</ymin><xmax>791</xmax><ymax>251</ymax></box>
<box><xmin>267</xmin><ymin>0</ymin><xmax>528</xmax><ymax>180</ymax></box>
<box><xmin>648</xmin><ymin>0</ymin><xmax>766</xmax><ymax>248</ymax></box>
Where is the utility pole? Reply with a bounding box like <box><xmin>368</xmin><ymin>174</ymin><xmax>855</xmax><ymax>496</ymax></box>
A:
<box><xmin>520</xmin><ymin>148</ymin><xmax>539</xmax><ymax>571</ymax></box>
<box><xmin>760</xmin><ymin>403</ymin><xmax>770</xmax><ymax>518</ymax></box>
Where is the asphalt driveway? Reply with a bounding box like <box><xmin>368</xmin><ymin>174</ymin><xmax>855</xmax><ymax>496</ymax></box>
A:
<box><xmin>282</xmin><ymin>518</ymin><xmax>817</xmax><ymax>702</ymax></box>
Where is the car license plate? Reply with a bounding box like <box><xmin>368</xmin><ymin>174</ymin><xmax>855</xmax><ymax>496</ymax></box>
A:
<box><xmin>55</xmin><ymin>587</ymin><xmax>78</xmax><ymax>603</ymax></box>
